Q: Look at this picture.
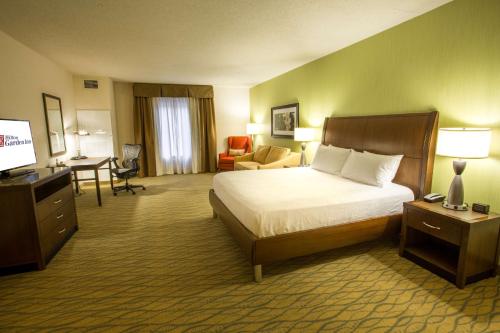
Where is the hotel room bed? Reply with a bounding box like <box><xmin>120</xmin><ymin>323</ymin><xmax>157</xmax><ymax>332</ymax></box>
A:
<box><xmin>209</xmin><ymin>111</ymin><xmax>439</xmax><ymax>281</ymax></box>
<box><xmin>214</xmin><ymin>167</ymin><xmax>415</xmax><ymax>238</ymax></box>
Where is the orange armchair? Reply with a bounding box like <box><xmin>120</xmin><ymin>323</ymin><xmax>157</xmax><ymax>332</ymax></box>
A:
<box><xmin>218</xmin><ymin>136</ymin><xmax>253</xmax><ymax>171</ymax></box>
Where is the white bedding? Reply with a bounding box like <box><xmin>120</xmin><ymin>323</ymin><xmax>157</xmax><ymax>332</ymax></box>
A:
<box><xmin>213</xmin><ymin>167</ymin><xmax>414</xmax><ymax>238</ymax></box>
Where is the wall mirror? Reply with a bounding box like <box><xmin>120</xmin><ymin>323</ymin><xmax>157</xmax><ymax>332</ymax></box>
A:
<box><xmin>42</xmin><ymin>93</ymin><xmax>67</xmax><ymax>156</ymax></box>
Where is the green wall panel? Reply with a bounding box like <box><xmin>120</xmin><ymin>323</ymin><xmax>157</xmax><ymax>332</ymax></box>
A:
<box><xmin>250</xmin><ymin>0</ymin><xmax>500</xmax><ymax>210</ymax></box>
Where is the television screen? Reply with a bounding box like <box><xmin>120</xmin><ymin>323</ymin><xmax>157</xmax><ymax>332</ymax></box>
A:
<box><xmin>0</xmin><ymin>119</ymin><xmax>37</xmax><ymax>172</ymax></box>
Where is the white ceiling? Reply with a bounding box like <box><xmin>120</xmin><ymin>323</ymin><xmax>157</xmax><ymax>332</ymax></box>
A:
<box><xmin>0</xmin><ymin>0</ymin><xmax>450</xmax><ymax>86</ymax></box>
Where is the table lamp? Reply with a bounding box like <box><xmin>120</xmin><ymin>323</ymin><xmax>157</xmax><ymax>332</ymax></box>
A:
<box><xmin>294</xmin><ymin>127</ymin><xmax>315</xmax><ymax>167</ymax></box>
<box><xmin>246</xmin><ymin>123</ymin><xmax>264</xmax><ymax>150</ymax></box>
<box><xmin>436</xmin><ymin>128</ymin><xmax>491</xmax><ymax>211</ymax></box>
<box><xmin>71</xmin><ymin>128</ymin><xmax>89</xmax><ymax>160</ymax></box>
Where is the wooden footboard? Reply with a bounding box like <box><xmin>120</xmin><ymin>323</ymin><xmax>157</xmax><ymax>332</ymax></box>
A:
<box><xmin>209</xmin><ymin>189</ymin><xmax>257</xmax><ymax>264</ymax></box>
<box><xmin>254</xmin><ymin>214</ymin><xmax>402</xmax><ymax>265</ymax></box>
<box><xmin>209</xmin><ymin>189</ymin><xmax>402</xmax><ymax>281</ymax></box>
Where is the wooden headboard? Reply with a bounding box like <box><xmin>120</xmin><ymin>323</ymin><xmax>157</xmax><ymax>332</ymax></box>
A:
<box><xmin>322</xmin><ymin>111</ymin><xmax>439</xmax><ymax>199</ymax></box>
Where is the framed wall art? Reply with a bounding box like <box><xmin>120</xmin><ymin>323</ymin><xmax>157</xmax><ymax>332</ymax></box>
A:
<box><xmin>271</xmin><ymin>103</ymin><xmax>299</xmax><ymax>138</ymax></box>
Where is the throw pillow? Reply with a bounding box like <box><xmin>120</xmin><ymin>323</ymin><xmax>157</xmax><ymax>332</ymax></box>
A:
<box><xmin>264</xmin><ymin>146</ymin><xmax>290</xmax><ymax>164</ymax></box>
<box><xmin>254</xmin><ymin>145</ymin><xmax>271</xmax><ymax>164</ymax></box>
<box><xmin>229</xmin><ymin>148</ymin><xmax>246</xmax><ymax>156</ymax></box>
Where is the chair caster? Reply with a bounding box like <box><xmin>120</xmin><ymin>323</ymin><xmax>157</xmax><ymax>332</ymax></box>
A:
<box><xmin>113</xmin><ymin>192</ymin><xmax>117</xmax><ymax>196</ymax></box>
<box><xmin>132</xmin><ymin>191</ymin><xmax>136</xmax><ymax>195</ymax></box>
<box><xmin>142</xmin><ymin>187</ymin><xmax>146</xmax><ymax>190</ymax></box>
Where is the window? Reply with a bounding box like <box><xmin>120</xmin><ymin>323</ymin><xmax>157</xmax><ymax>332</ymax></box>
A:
<box><xmin>153</xmin><ymin>97</ymin><xmax>196</xmax><ymax>174</ymax></box>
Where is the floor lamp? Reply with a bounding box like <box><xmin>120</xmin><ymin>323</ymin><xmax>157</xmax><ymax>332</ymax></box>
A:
<box><xmin>436</xmin><ymin>128</ymin><xmax>491</xmax><ymax>211</ymax></box>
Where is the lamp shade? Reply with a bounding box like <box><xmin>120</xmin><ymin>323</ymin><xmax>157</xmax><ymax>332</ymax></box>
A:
<box><xmin>294</xmin><ymin>127</ymin><xmax>315</xmax><ymax>142</ymax></box>
<box><xmin>246</xmin><ymin>123</ymin><xmax>264</xmax><ymax>135</ymax></box>
<box><xmin>437</xmin><ymin>128</ymin><xmax>491</xmax><ymax>158</ymax></box>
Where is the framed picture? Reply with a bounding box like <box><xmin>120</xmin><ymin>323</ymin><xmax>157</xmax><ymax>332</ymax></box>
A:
<box><xmin>271</xmin><ymin>103</ymin><xmax>299</xmax><ymax>138</ymax></box>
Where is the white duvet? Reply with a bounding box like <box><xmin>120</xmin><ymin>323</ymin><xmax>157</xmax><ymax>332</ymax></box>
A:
<box><xmin>213</xmin><ymin>167</ymin><xmax>414</xmax><ymax>238</ymax></box>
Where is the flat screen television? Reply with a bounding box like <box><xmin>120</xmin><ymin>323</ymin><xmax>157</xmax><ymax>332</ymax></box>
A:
<box><xmin>0</xmin><ymin>119</ymin><xmax>37</xmax><ymax>177</ymax></box>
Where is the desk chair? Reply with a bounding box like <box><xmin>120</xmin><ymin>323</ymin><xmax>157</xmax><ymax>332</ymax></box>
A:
<box><xmin>111</xmin><ymin>144</ymin><xmax>146</xmax><ymax>195</ymax></box>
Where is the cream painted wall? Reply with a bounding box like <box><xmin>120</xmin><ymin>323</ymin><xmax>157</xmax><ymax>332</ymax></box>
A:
<box><xmin>213</xmin><ymin>86</ymin><xmax>250</xmax><ymax>154</ymax></box>
<box><xmin>0</xmin><ymin>30</ymin><xmax>76</xmax><ymax>168</ymax></box>
<box><xmin>73</xmin><ymin>75</ymin><xmax>118</xmax><ymax>155</ymax></box>
<box><xmin>112</xmin><ymin>83</ymin><xmax>250</xmax><ymax>159</ymax></box>
<box><xmin>73</xmin><ymin>75</ymin><xmax>113</xmax><ymax>110</ymax></box>
<box><xmin>113</xmin><ymin>81</ymin><xmax>135</xmax><ymax>158</ymax></box>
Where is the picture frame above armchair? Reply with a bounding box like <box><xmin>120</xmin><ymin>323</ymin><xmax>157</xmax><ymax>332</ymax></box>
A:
<box><xmin>271</xmin><ymin>103</ymin><xmax>299</xmax><ymax>138</ymax></box>
<box><xmin>42</xmin><ymin>93</ymin><xmax>67</xmax><ymax>157</ymax></box>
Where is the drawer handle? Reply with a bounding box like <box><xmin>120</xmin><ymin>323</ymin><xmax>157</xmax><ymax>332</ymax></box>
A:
<box><xmin>58</xmin><ymin>228</ymin><xmax>66</xmax><ymax>234</ymax></box>
<box><xmin>53</xmin><ymin>199</ymin><xmax>62</xmax><ymax>204</ymax></box>
<box><xmin>422</xmin><ymin>221</ymin><xmax>441</xmax><ymax>230</ymax></box>
<box><xmin>56</xmin><ymin>214</ymin><xmax>64</xmax><ymax>220</ymax></box>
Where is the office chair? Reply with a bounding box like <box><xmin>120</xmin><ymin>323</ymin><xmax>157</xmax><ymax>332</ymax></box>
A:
<box><xmin>111</xmin><ymin>144</ymin><xmax>146</xmax><ymax>195</ymax></box>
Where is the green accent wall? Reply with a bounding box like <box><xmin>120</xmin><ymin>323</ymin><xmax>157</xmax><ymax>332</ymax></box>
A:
<box><xmin>250</xmin><ymin>0</ymin><xmax>500</xmax><ymax>211</ymax></box>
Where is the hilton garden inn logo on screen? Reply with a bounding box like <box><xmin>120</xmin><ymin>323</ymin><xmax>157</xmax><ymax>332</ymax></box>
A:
<box><xmin>0</xmin><ymin>134</ymin><xmax>32</xmax><ymax>148</ymax></box>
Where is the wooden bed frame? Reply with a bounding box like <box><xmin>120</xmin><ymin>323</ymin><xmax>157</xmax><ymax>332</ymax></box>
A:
<box><xmin>209</xmin><ymin>111</ymin><xmax>439</xmax><ymax>281</ymax></box>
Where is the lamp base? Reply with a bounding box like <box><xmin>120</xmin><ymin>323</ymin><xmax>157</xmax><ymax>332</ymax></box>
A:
<box><xmin>443</xmin><ymin>159</ymin><xmax>467</xmax><ymax>211</ymax></box>
<box><xmin>299</xmin><ymin>142</ymin><xmax>307</xmax><ymax>167</ymax></box>
<box><xmin>70</xmin><ymin>155</ymin><xmax>88</xmax><ymax>160</ymax></box>
<box><xmin>442</xmin><ymin>201</ymin><xmax>468</xmax><ymax>211</ymax></box>
<box><xmin>71</xmin><ymin>151</ymin><xmax>88</xmax><ymax>160</ymax></box>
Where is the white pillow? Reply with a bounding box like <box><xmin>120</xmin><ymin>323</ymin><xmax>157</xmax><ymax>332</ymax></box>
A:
<box><xmin>363</xmin><ymin>151</ymin><xmax>403</xmax><ymax>183</ymax></box>
<box><xmin>311</xmin><ymin>144</ymin><xmax>351</xmax><ymax>175</ymax></box>
<box><xmin>340</xmin><ymin>150</ymin><xmax>383</xmax><ymax>186</ymax></box>
<box><xmin>229</xmin><ymin>148</ymin><xmax>246</xmax><ymax>156</ymax></box>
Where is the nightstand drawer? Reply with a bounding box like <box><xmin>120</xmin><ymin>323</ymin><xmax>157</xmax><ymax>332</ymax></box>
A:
<box><xmin>406</xmin><ymin>209</ymin><xmax>462</xmax><ymax>245</ymax></box>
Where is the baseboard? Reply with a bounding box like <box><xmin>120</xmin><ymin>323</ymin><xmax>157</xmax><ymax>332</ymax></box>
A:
<box><xmin>81</xmin><ymin>180</ymin><xmax>122</xmax><ymax>187</ymax></box>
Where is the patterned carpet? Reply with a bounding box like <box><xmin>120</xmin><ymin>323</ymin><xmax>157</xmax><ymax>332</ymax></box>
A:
<box><xmin>0</xmin><ymin>173</ymin><xmax>499</xmax><ymax>332</ymax></box>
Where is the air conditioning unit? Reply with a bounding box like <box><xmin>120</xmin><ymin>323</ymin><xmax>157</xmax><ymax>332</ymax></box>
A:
<box><xmin>83</xmin><ymin>80</ymin><xmax>98</xmax><ymax>89</ymax></box>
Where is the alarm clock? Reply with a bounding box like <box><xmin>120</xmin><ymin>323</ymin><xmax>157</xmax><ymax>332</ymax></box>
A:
<box><xmin>472</xmin><ymin>203</ymin><xmax>490</xmax><ymax>214</ymax></box>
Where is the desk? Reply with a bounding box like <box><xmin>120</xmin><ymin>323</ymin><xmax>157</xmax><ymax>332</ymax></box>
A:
<box><xmin>64</xmin><ymin>157</ymin><xmax>113</xmax><ymax>206</ymax></box>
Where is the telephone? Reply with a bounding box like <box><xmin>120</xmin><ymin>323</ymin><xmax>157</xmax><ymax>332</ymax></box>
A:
<box><xmin>423</xmin><ymin>193</ymin><xmax>445</xmax><ymax>203</ymax></box>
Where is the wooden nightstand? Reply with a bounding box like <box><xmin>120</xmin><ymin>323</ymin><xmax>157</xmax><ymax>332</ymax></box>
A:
<box><xmin>399</xmin><ymin>201</ymin><xmax>500</xmax><ymax>288</ymax></box>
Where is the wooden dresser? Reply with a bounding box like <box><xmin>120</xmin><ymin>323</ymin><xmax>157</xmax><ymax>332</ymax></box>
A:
<box><xmin>0</xmin><ymin>167</ymin><xmax>78</xmax><ymax>270</ymax></box>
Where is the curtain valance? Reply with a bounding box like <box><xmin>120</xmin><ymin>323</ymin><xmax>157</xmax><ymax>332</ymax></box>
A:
<box><xmin>133</xmin><ymin>83</ymin><xmax>214</xmax><ymax>98</ymax></box>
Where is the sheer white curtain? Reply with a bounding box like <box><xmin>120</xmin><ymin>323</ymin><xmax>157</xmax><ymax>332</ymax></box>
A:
<box><xmin>153</xmin><ymin>97</ymin><xmax>199</xmax><ymax>175</ymax></box>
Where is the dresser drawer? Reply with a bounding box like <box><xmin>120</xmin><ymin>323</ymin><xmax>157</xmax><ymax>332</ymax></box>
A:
<box><xmin>405</xmin><ymin>208</ymin><xmax>462</xmax><ymax>245</ymax></box>
<box><xmin>36</xmin><ymin>184</ymin><xmax>74</xmax><ymax>221</ymax></box>
<box><xmin>41</xmin><ymin>211</ymin><xmax>77</xmax><ymax>260</ymax></box>
<box><xmin>38</xmin><ymin>201</ymin><xmax>76</xmax><ymax>238</ymax></box>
